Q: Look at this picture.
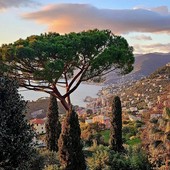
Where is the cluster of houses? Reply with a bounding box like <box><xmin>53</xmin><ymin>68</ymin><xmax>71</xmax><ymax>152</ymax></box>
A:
<box><xmin>29</xmin><ymin>111</ymin><xmax>111</xmax><ymax>135</ymax></box>
<box><xmin>85</xmin><ymin>115</ymin><xmax>111</xmax><ymax>129</ymax></box>
<box><xmin>29</xmin><ymin>91</ymin><xmax>170</xmax><ymax>136</ymax></box>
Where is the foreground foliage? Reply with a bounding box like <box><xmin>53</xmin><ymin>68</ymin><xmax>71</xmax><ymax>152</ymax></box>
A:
<box><xmin>87</xmin><ymin>144</ymin><xmax>151</xmax><ymax>170</ymax></box>
<box><xmin>142</xmin><ymin>107</ymin><xmax>170</xmax><ymax>169</ymax></box>
<box><xmin>0</xmin><ymin>77</ymin><xmax>34</xmax><ymax>169</ymax></box>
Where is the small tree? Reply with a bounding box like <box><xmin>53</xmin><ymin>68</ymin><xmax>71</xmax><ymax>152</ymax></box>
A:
<box><xmin>109</xmin><ymin>96</ymin><xmax>123</xmax><ymax>152</ymax></box>
<box><xmin>0</xmin><ymin>77</ymin><xmax>34</xmax><ymax>169</ymax></box>
<box><xmin>58</xmin><ymin>110</ymin><xmax>86</xmax><ymax>170</ymax></box>
<box><xmin>46</xmin><ymin>95</ymin><xmax>61</xmax><ymax>152</ymax></box>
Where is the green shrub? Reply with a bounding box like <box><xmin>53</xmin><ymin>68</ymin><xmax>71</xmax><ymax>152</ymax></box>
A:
<box><xmin>43</xmin><ymin>164</ymin><xmax>63</xmax><ymax>170</ymax></box>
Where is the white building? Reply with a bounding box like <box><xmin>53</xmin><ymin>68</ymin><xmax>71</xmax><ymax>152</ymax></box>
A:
<box><xmin>30</xmin><ymin>118</ymin><xmax>46</xmax><ymax>135</ymax></box>
<box><xmin>85</xmin><ymin>119</ymin><xmax>93</xmax><ymax>124</ymax></box>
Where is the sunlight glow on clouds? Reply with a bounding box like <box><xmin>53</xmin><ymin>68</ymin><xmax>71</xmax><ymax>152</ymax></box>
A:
<box><xmin>1</xmin><ymin>1</ymin><xmax>169</xmax><ymax>54</ymax></box>
<box><xmin>22</xmin><ymin>3</ymin><xmax>170</xmax><ymax>34</ymax></box>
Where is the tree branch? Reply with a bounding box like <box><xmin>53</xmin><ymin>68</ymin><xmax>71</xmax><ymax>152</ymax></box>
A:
<box><xmin>63</xmin><ymin>78</ymin><xmax>82</xmax><ymax>99</ymax></box>
<box><xmin>82</xmin><ymin>67</ymin><xmax>117</xmax><ymax>81</ymax></box>
<box><xmin>68</xmin><ymin>64</ymin><xmax>86</xmax><ymax>89</ymax></box>
<box><xmin>21</xmin><ymin>86</ymin><xmax>52</xmax><ymax>94</ymax></box>
<box><xmin>21</xmin><ymin>82</ymin><xmax>52</xmax><ymax>90</ymax></box>
<box><xmin>63</xmin><ymin>65</ymin><xmax>89</xmax><ymax>98</ymax></box>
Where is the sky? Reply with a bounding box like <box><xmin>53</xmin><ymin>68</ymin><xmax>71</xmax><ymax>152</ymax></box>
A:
<box><xmin>1</xmin><ymin>0</ymin><xmax>170</xmax><ymax>54</ymax></box>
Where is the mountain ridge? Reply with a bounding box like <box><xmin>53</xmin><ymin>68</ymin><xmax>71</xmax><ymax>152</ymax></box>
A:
<box><xmin>105</xmin><ymin>52</ymin><xmax>170</xmax><ymax>84</ymax></box>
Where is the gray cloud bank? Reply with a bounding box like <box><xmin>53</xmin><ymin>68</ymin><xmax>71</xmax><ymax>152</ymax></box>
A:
<box><xmin>134</xmin><ymin>43</ymin><xmax>170</xmax><ymax>53</ymax></box>
<box><xmin>22</xmin><ymin>3</ymin><xmax>170</xmax><ymax>34</ymax></box>
<box><xmin>0</xmin><ymin>0</ymin><xmax>38</xmax><ymax>9</ymax></box>
<box><xmin>131</xmin><ymin>35</ymin><xmax>152</xmax><ymax>40</ymax></box>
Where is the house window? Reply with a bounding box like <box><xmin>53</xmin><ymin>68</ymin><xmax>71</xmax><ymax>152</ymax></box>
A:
<box><xmin>41</xmin><ymin>127</ymin><xmax>43</xmax><ymax>129</ymax></box>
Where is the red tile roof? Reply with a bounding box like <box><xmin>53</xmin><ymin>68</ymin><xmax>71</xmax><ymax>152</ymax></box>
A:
<box><xmin>30</xmin><ymin>118</ymin><xmax>45</xmax><ymax>125</ymax></box>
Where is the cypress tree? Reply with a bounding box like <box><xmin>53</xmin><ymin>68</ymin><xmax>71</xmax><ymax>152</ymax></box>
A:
<box><xmin>109</xmin><ymin>96</ymin><xmax>123</xmax><ymax>152</ymax></box>
<box><xmin>58</xmin><ymin>110</ymin><xmax>86</xmax><ymax>170</ymax></box>
<box><xmin>0</xmin><ymin>77</ymin><xmax>34</xmax><ymax>169</ymax></box>
<box><xmin>46</xmin><ymin>95</ymin><xmax>61</xmax><ymax>152</ymax></box>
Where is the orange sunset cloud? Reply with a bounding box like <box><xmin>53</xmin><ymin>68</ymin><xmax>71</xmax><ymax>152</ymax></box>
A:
<box><xmin>22</xmin><ymin>3</ymin><xmax>170</xmax><ymax>34</ymax></box>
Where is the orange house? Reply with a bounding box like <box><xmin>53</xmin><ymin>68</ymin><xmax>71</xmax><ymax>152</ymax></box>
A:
<box><xmin>93</xmin><ymin>115</ymin><xmax>111</xmax><ymax>129</ymax></box>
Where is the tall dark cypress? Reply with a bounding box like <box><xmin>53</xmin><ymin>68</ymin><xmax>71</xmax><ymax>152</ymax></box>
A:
<box><xmin>46</xmin><ymin>95</ymin><xmax>61</xmax><ymax>152</ymax></box>
<box><xmin>58</xmin><ymin>110</ymin><xmax>86</xmax><ymax>170</ymax></box>
<box><xmin>0</xmin><ymin>77</ymin><xmax>34</xmax><ymax>169</ymax></box>
<box><xmin>109</xmin><ymin>96</ymin><xmax>123</xmax><ymax>152</ymax></box>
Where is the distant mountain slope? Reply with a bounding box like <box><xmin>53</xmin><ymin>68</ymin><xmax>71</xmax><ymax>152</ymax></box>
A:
<box><xmin>26</xmin><ymin>98</ymin><xmax>65</xmax><ymax>119</ymax></box>
<box><xmin>105</xmin><ymin>53</ymin><xmax>170</xmax><ymax>84</ymax></box>
<box><xmin>116</xmin><ymin>64</ymin><xmax>170</xmax><ymax>110</ymax></box>
<box><xmin>133</xmin><ymin>53</ymin><xmax>170</xmax><ymax>78</ymax></box>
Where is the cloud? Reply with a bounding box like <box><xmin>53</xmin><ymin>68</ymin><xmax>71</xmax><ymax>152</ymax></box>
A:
<box><xmin>131</xmin><ymin>35</ymin><xmax>152</xmax><ymax>41</ymax></box>
<box><xmin>143</xmin><ymin>43</ymin><xmax>170</xmax><ymax>51</ymax></box>
<box><xmin>134</xmin><ymin>6</ymin><xmax>169</xmax><ymax>15</ymax></box>
<box><xmin>0</xmin><ymin>0</ymin><xmax>39</xmax><ymax>10</ymax></box>
<box><xmin>134</xmin><ymin>43</ymin><xmax>170</xmax><ymax>54</ymax></box>
<box><xmin>22</xmin><ymin>4</ymin><xmax>170</xmax><ymax>34</ymax></box>
<box><xmin>150</xmin><ymin>6</ymin><xmax>169</xmax><ymax>15</ymax></box>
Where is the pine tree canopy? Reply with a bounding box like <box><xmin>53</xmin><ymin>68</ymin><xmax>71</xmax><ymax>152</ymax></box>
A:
<box><xmin>0</xmin><ymin>29</ymin><xmax>134</xmax><ymax>110</ymax></box>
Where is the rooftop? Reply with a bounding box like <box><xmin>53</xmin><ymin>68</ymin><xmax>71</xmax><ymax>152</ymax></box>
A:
<box><xmin>30</xmin><ymin>118</ymin><xmax>45</xmax><ymax>125</ymax></box>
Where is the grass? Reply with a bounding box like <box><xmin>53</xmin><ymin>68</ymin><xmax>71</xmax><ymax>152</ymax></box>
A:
<box><xmin>100</xmin><ymin>129</ymin><xmax>141</xmax><ymax>146</ymax></box>
<box><xmin>100</xmin><ymin>130</ymin><xmax>110</xmax><ymax>143</ymax></box>
<box><xmin>126</xmin><ymin>138</ymin><xmax>141</xmax><ymax>146</ymax></box>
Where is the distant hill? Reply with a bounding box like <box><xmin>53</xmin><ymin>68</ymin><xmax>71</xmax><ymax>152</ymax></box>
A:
<box><xmin>26</xmin><ymin>98</ymin><xmax>65</xmax><ymax>120</ymax></box>
<box><xmin>132</xmin><ymin>53</ymin><xmax>170</xmax><ymax>78</ymax></box>
<box><xmin>105</xmin><ymin>53</ymin><xmax>170</xmax><ymax>84</ymax></box>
